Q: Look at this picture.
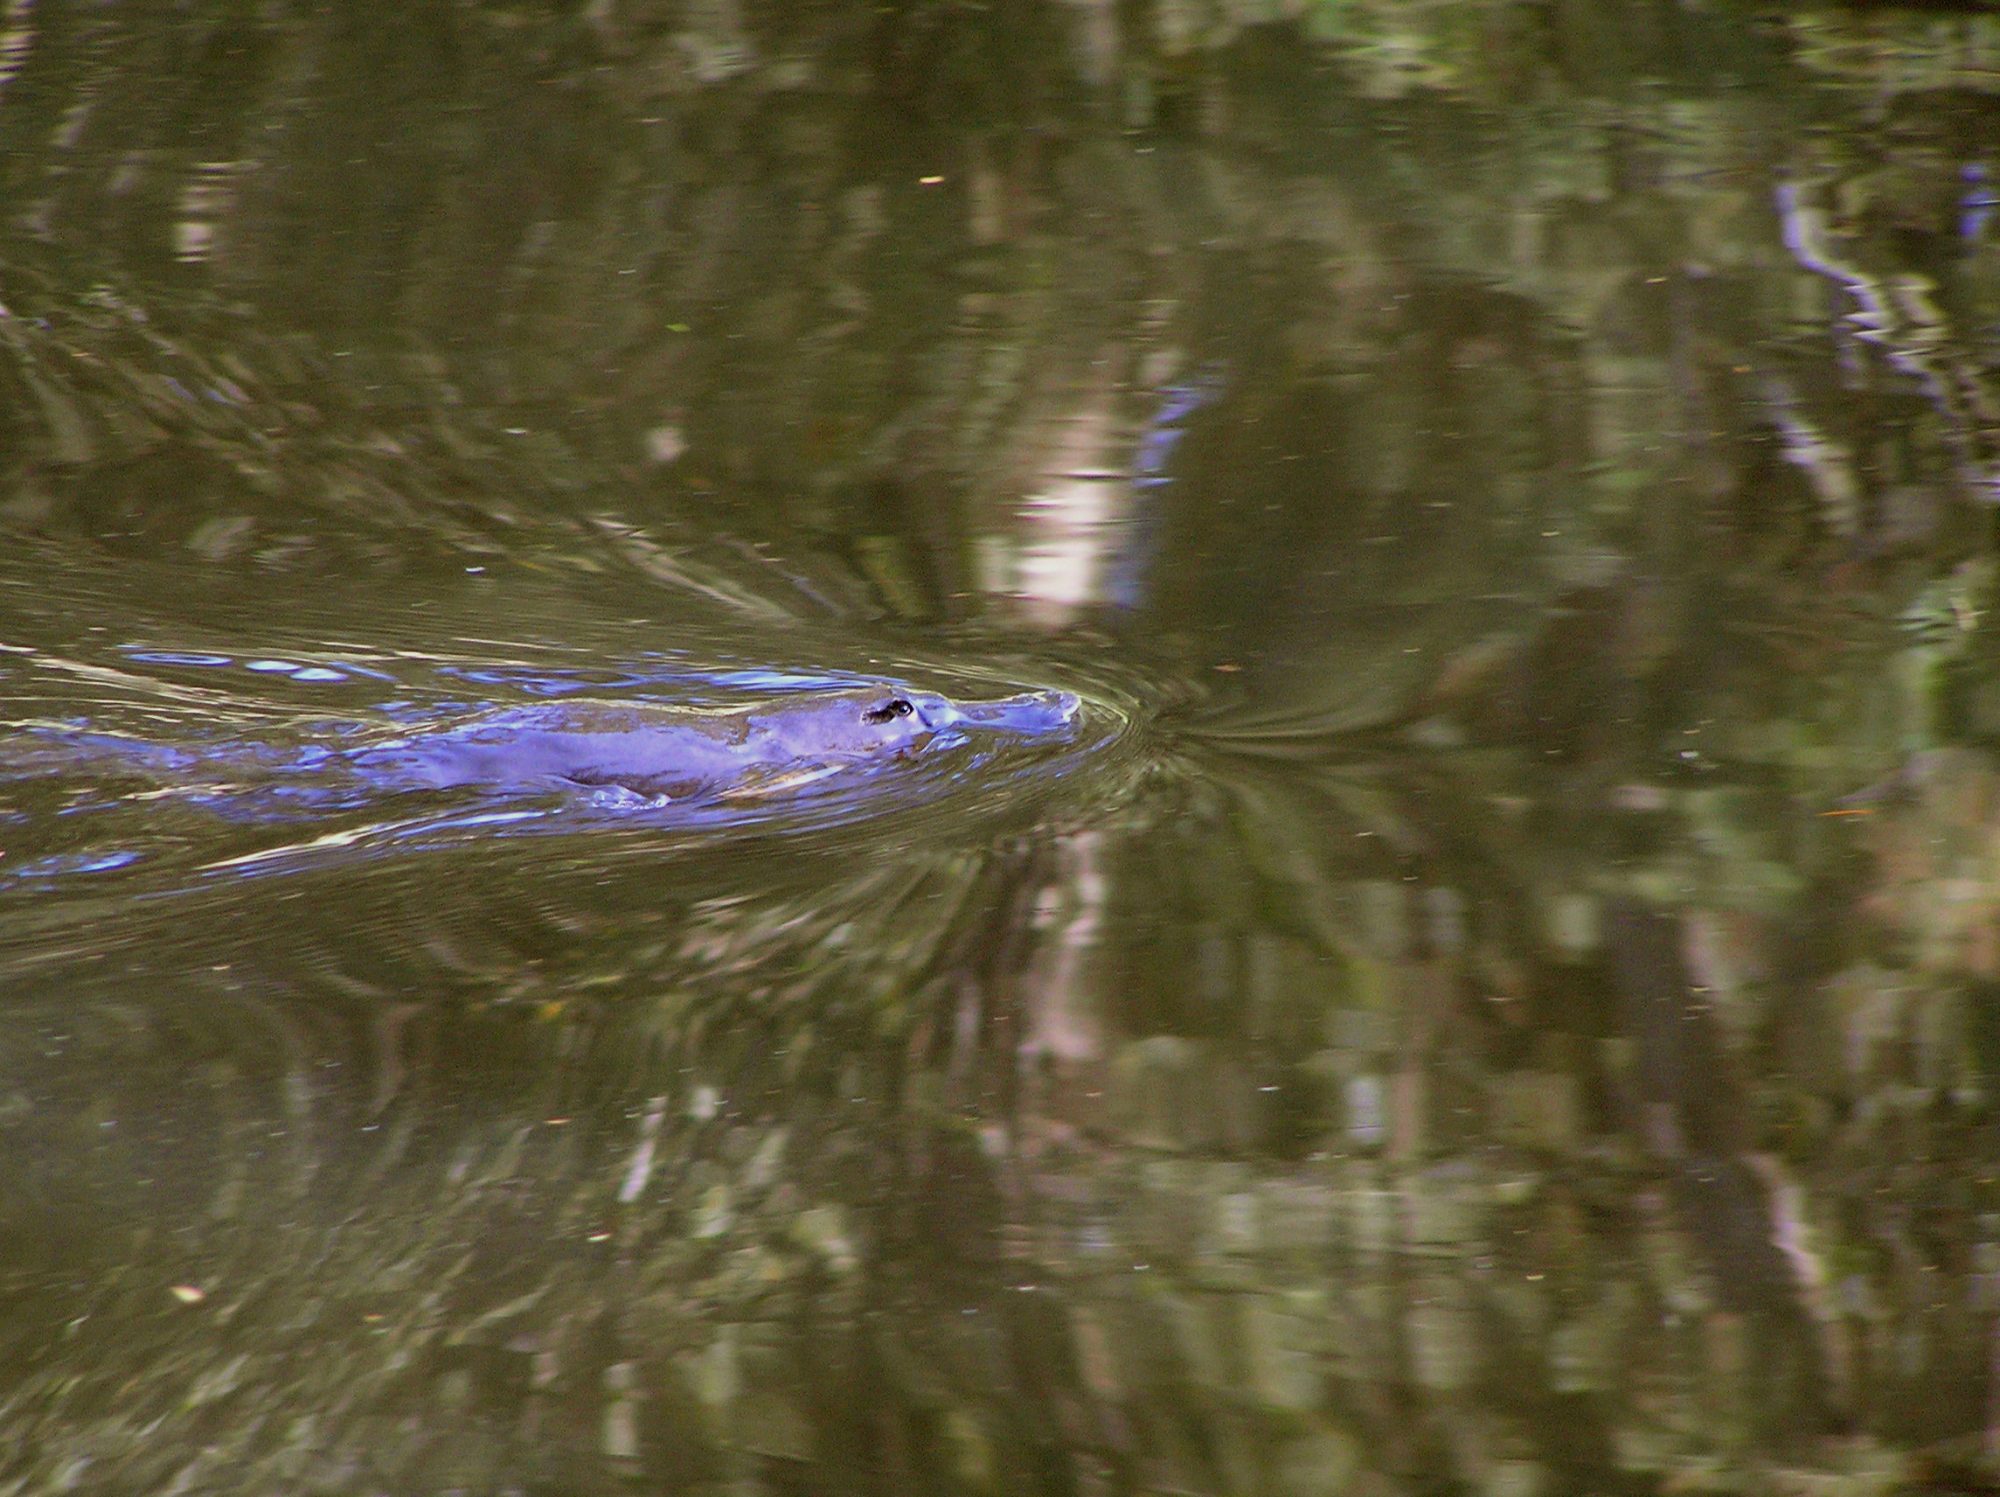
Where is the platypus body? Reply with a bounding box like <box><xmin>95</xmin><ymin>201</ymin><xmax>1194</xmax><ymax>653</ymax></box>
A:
<box><xmin>343</xmin><ymin>685</ymin><xmax>1079</xmax><ymax>801</ymax></box>
<box><xmin>4</xmin><ymin>684</ymin><xmax>1083</xmax><ymax>812</ymax></box>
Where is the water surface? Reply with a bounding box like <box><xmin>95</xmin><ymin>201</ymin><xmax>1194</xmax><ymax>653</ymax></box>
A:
<box><xmin>3</xmin><ymin>3</ymin><xmax>1999</xmax><ymax>1493</ymax></box>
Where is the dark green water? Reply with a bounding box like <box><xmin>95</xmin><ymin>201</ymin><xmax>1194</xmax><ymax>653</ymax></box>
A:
<box><xmin>4</xmin><ymin>3</ymin><xmax>2000</xmax><ymax>1493</ymax></box>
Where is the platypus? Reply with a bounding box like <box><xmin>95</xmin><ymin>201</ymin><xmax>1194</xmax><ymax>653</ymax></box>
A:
<box><xmin>342</xmin><ymin>685</ymin><xmax>1081</xmax><ymax>801</ymax></box>
<box><xmin>3</xmin><ymin>684</ymin><xmax>1084</xmax><ymax>813</ymax></box>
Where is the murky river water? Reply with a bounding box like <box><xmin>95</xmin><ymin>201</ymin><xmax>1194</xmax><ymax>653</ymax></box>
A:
<box><xmin>4</xmin><ymin>3</ymin><xmax>2000</xmax><ymax>1493</ymax></box>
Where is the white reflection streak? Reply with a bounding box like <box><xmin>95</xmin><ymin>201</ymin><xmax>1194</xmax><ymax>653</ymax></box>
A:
<box><xmin>4</xmin><ymin>644</ymin><xmax>252</xmax><ymax>708</ymax></box>
<box><xmin>1021</xmin><ymin>831</ymin><xmax>1107</xmax><ymax>1065</ymax></box>
<box><xmin>196</xmin><ymin>815</ymin><xmax>465</xmax><ymax>872</ymax></box>
<box><xmin>0</xmin><ymin>0</ymin><xmax>35</xmax><ymax>106</ymax></box>
<box><xmin>177</xmin><ymin>160</ymin><xmax>243</xmax><ymax>264</ymax></box>
<box><xmin>618</xmin><ymin>1097</ymin><xmax>668</xmax><ymax>1205</ymax></box>
<box><xmin>1011</xmin><ymin>381</ymin><xmax>1131</xmax><ymax>627</ymax></box>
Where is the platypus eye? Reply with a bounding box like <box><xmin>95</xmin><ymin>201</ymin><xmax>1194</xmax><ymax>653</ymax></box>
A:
<box><xmin>863</xmin><ymin>697</ymin><xmax>914</xmax><ymax>725</ymax></box>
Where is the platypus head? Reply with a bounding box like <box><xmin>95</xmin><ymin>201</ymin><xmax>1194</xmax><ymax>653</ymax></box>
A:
<box><xmin>853</xmin><ymin>687</ymin><xmax>1084</xmax><ymax>745</ymax></box>
<box><xmin>741</xmin><ymin>688</ymin><xmax>947</xmax><ymax>763</ymax></box>
<box><xmin>743</xmin><ymin>685</ymin><xmax>1081</xmax><ymax>765</ymax></box>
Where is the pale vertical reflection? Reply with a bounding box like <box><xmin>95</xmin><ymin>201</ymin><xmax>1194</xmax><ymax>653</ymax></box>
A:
<box><xmin>1005</xmin><ymin>365</ymin><xmax>1135</xmax><ymax>628</ymax></box>
<box><xmin>176</xmin><ymin>161</ymin><xmax>245</xmax><ymax>264</ymax></box>
<box><xmin>0</xmin><ymin>0</ymin><xmax>34</xmax><ymax>105</ymax></box>
<box><xmin>1021</xmin><ymin>831</ymin><xmax>1108</xmax><ymax>1066</ymax></box>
